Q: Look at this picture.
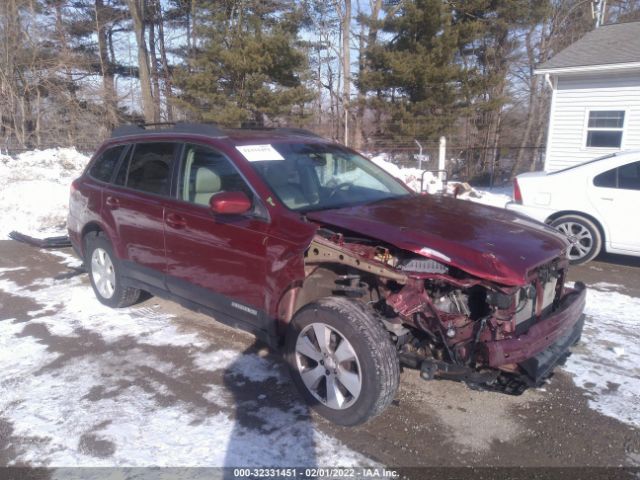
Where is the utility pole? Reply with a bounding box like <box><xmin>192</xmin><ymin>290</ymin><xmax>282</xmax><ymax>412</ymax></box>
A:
<box><xmin>592</xmin><ymin>0</ymin><xmax>607</xmax><ymax>28</ymax></box>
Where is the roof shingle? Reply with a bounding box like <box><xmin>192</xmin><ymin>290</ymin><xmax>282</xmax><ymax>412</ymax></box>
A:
<box><xmin>538</xmin><ymin>21</ymin><xmax>640</xmax><ymax>71</ymax></box>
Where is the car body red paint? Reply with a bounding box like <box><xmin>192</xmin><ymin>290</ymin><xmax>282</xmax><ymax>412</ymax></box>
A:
<box><xmin>307</xmin><ymin>194</ymin><xmax>570</xmax><ymax>286</ymax></box>
<box><xmin>68</xmin><ymin>125</ymin><xmax>585</xmax><ymax>408</ymax></box>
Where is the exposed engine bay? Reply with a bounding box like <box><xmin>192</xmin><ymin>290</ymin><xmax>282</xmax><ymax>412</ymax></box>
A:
<box><xmin>299</xmin><ymin>227</ymin><xmax>580</xmax><ymax>394</ymax></box>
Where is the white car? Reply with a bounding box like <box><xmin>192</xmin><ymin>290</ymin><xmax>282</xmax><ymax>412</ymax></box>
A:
<box><xmin>507</xmin><ymin>150</ymin><xmax>640</xmax><ymax>264</ymax></box>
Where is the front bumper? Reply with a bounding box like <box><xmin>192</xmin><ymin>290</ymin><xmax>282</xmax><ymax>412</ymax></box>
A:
<box><xmin>482</xmin><ymin>282</ymin><xmax>586</xmax><ymax>383</ymax></box>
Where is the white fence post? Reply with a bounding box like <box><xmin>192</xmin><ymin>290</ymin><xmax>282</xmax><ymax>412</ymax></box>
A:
<box><xmin>438</xmin><ymin>136</ymin><xmax>446</xmax><ymax>178</ymax></box>
<box><xmin>414</xmin><ymin>139</ymin><xmax>423</xmax><ymax>170</ymax></box>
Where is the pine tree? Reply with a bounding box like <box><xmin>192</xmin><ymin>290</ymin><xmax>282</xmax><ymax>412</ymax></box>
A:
<box><xmin>174</xmin><ymin>0</ymin><xmax>314</xmax><ymax>127</ymax></box>
<box><xmin>359</xmin><ymin>0</ymin><xmax>467</xmax><ymax>141</ymax></box>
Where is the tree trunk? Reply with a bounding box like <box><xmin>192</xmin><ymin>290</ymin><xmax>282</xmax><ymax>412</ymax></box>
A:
<box><xmin>190</xmin><ymin>0</ymin><xmax>197</xmax><ymax>58</ymax></box>
<box><xmin>352</xmin><ymin>10</ymin><xmax>365</xmax><ymax>150</ymax></box>
<box><xmin>511</xmin><ymin>28</ymin><xmax>539</xmax><ymax>178</ymax></box>
<box><xmin>155</xmin><ymin>0</ymin><xmax>173</xmax><ymax>122</ymax></box>
<box><xmin>95</xmin><ymin>0</ymin><xmax>118</xmax><ymax>128</ymax></box>
<box><xmin>341</xmin><ymin>0</ymin><xmax>351</xmax><ymax>145</ymax></box>
<box><xmin>127</xmin><ymin>0</ymin><xmax>156</xmax><ymax>123</ymax></box>
<box><xmin>148</xmin><ymin>4</ymin><xmax>161</xmax><ymax>122</ymax></box>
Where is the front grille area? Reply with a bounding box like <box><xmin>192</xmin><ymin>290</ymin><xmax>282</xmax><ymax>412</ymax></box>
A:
<box><xmin>514</xmin><ymin>262</ymin><xmax>563</xmax><ymax>334</ymax></box>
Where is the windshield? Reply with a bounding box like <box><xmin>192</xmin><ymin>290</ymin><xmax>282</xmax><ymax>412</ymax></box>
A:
<box><xmin>247</xmin><ymin>142</ymin><xmax>412</xmax><ymax>212</ymax></box>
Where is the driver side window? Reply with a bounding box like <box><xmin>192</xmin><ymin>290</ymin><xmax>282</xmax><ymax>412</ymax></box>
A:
<box><xmin>179</xmin><ymin>144</ymin><xmax>253</xmax><ymax>206</ymax></box>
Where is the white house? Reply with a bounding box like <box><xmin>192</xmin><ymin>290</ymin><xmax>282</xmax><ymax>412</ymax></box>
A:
<box><xmin>536</xmin><ymin>21</ymin><xmax>640</xmax><ymax>172</ymax></box>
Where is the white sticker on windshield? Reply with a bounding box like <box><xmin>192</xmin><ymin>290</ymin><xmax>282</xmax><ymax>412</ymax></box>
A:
<box><xmin>236</xmin><ymin>144</ymin><xmax>284</xmax><ymax>162</ymax></box>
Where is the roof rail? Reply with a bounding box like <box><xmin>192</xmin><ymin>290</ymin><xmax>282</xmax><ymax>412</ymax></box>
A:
<box><xmin>111</xmin><ymin>122</ymin><xmax>226</xmax><ymax>138</ymax></box>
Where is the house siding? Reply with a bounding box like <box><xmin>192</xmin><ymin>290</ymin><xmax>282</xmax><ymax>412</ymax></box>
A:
<box><xmin>544</xmin><ymin>71</ymin><xmax>640</xmax><ymax>171</ymax></box>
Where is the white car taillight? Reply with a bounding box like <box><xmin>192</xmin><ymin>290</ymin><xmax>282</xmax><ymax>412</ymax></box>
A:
<box><xmin>513</xmin><ymin>178</ymin><xmax>523</xmax><ymax>204</ymax></box>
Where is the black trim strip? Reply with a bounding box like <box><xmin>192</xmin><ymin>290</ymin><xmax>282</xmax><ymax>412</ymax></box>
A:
<box><xmin>120</xmin><ymin>260</ymin><xmax>277</xmax><ymax>348</ymax></box>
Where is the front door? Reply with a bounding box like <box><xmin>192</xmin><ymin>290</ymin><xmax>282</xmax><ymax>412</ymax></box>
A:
<box><xmin>163</xmin><ymin>143</ymin><xmax>271</xmax><ymax>332</ymax></box>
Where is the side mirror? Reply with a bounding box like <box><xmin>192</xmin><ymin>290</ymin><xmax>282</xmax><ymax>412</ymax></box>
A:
<box><xmin>209</xmin><ymin>191</ymin><xmax>252</xmax><ymax>215</ymax></box>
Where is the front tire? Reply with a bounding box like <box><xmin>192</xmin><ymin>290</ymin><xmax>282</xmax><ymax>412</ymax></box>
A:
<box><xmin>285</xmin><ymin>297</ymin><xmax>400</xmax><ymax>426</ymax></box>
<box><xmin>85</xmin><ymin>232</ymin><xmax>141</xmax><ymax>308</ymax></box>
<box><xmin>550</xmin><ymin>215</ymin><xmax>602</xmax><ymax>265</ymax></box>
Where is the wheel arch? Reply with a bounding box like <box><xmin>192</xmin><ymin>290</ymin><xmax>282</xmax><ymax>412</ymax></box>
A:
<box><xmin>275</xmin><ymin>266</ymin><xmax>342</xmax><ymax>341</ymax></box>
<box><xmin>80</xmin><ymin>221</ymin><xmax>118</xmax><ymax>257</ymax></box>
<box><xmin>275</xmin><ymin>263</ymin><xmax>382</xmax><ymax>344</ymax></box>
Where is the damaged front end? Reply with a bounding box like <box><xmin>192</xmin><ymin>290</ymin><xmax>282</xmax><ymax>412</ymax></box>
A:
<box><xmin>303</xmin><ymin>229</ymin><xmax>586</xmax><ymax>394</ymax></box>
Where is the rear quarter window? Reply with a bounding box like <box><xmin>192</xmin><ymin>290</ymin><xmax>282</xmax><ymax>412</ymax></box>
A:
<box><xmin>88</xmin><ymin>145</ymin><xmax>126</xmax><ymax>183</ymax></box>
<box><xmin>593</xmin><ymin>168</ymin><xmax>616</xmax><ymax>188</ymax></box>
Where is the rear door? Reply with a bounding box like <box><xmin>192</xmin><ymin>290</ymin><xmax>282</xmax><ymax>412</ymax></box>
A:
<box><xmin>163</xmin><ymin>143</ymin><xmax>271</xmax><ymax>331</ymax></box>
<box><xmin>102</xmin><ymin>142</ymin><xmax>180</xmax><ymax>289</ymax></box>
<box><xmin>589</xmin><ymin>159</ymin><xmax>640</xmax><ymax>252</ymax></box>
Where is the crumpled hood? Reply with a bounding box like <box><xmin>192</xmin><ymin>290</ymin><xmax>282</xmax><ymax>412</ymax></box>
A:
<box><xmin>306</xmin><ymin>195</ymin><xmax>569</xmax><ymax>286</ymax></box>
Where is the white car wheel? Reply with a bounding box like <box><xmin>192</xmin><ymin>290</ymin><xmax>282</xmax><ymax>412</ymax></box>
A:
<box><xmin>551</xmin><ymin>215</ymin><xmax>602</xmax><ymax>265</ymax></box>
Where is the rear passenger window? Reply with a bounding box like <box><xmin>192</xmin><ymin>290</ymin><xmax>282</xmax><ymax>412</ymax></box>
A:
<box><xmin>89</xmin><ymin>146</ymin><xmax>126</xmax><ymax>182</ymax></box>
<box><xmin>179</xmin><ymin>144</ymin><xmax>253</xmax><ymax>206</ymax></box>
<box><xmin>618</xmin><ymin>161</ymin><xmax>640</xmax><ymax>190</ymax></box>
<box><xmin>117</xmin><ymin>143</ymin><xmax>178</xmax><ymax>196</ymax></box>
<box><xmin>593</xmin><ymin>161</ymin><xmax>640</xmax><ymax>190</ymax></box>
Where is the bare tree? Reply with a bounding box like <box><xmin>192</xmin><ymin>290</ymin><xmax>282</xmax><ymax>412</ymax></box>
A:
<box><xmin>126</xmin><ymin>0</ymin><xmax>156</xmax><ymax>123</ymax></box>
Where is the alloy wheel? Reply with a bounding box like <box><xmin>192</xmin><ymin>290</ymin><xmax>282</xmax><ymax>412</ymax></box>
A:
<box><xmin>295</xmin><ymin>322</ymin><xmax>362</xmax><ymax>410</ymax></box>
<box><xmin>91</xmin><ymin>247</ymin><xmax>116</xmax><ymax>299</ymax></box>
<box><xmin>555</xmin><ymin>221</ymin><xmax>594</xmax><ymax>261</ymax></box>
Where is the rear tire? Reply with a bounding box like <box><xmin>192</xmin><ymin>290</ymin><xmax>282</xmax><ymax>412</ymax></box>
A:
<box><xmin>85</xmin><ymin>232</ymin><xmax>141</xmax><ymax>308</ymax></box>
<box><xmin>285</xmin><ymin>297</ymin><xmax>400</xmax><ymax>426</ymax></box>
<box><xmin>550</xmin><ymin>214</ymin><xmax>602</xmax><ymax>265</ymax></box>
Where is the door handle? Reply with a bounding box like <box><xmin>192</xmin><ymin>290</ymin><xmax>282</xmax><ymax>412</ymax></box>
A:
<box><xmin>600</xmin><ymin>197</ymin><xmax>614</xmax><ymax>201</ymax></box>
<box><xmin>165</xmin><ymin>213</ymin><xmax>187</xmax><ymax>229</ymax></box>
<box><xmin>105</xmin><ymin>196</ymin><xmax>119</xmax><ymax>209</ymax></box>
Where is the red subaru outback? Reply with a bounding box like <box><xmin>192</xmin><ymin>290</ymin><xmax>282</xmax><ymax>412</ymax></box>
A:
<box><xmin>68</xmin><ymin>123</ymin><xmax>586</xmax><ymax>425</ymax></box>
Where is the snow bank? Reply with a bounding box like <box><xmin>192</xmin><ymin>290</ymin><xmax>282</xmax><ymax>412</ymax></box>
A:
<box><xmin>0</xmin><ymin>252</ymin><xmax>375</xmax><ymax>467</ymax></box>
<box><xmin>368</xmin><ymin>153</ymin><xmax>512</xmax><ymax>208</ymax></box>
<box><xmin>369</xmin><ymin>153</ymin><xmax>443</xmax><ymax>193</ymax></box>
<box><xmin>456</xmin><ymin>186</ymin><xmax>512</xmax><ymax>209</ymax></box>
<box><xmin>0</xmin><ymin>148</ymin><xmax>89</xmax><ymax>238</ymax></box>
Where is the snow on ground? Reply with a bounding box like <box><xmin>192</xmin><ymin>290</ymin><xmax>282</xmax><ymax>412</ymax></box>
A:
<box><xmin>0</xmin><ymin>252</ymin><xmax>374</xmax><ymax>467</ymax></box>
<box><xmin>562</xmin><ymin>283</ymin><xmax>640</xmax><ymax>428</ymax></box>
<box><xmin>369</xmin><ymin>154</ymin><xmax>441</xmax><ymax>193</ymax></box>
<box><xmin>369</xmin><ymin>153</ymin><xmax>512</xmax><ymax>207</ymax></box>
<box><xmin>0</xmin><ymin>148</ymin><xmax>89</xmax><ymax>238</ymax></box>
<box><xmin>456</xmin><ymin>186</ymin><xmax>512</xmax><ymax>208</ymax></box>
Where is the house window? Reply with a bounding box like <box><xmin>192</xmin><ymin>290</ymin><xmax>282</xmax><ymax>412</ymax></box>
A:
<box><xmin>586</xmin><ymin>110</ymin><xmax>625</xmax><ymax>148</ymax></box>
